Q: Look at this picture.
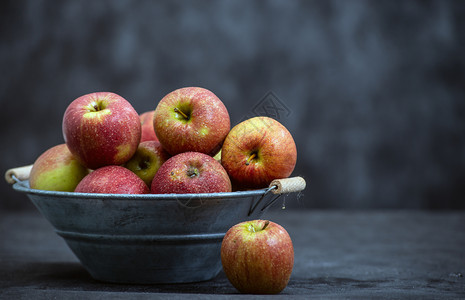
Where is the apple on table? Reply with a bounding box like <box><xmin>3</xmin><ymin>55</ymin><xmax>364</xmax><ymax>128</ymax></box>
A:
<box><xmin>75</xmin><ymin>165</ymin><xmax>149</xmax><ymax>194</ymax></box>
<box><xmin>153</xmin><ymin>87</ymin><xmax>230</xmax><ymax>156</ymax></box>
<box><xmin>62</xmin><ymin>92</ymin><xmax>141</xmax><ymax>170</ymax></box>
<box><xmin>124</xmin><ymin>140</ymin><xmax>170</xmax><ymax>186</ymax></box>
<box><xmin>151</xmin><ymin>151</ymin><xmax>232</xmax><ymax>194</ymax></box>
<box><xmin>29</xmin><ymin>144</ymin><xmax>89</xmax><ymax>192</ymax></box>
<box><xmin>221</xmin><ymin>116</ymin><xmax>297</xmax><ymax>190</ymax></box>
<box><xmin>221</xmin><ymin>219</ymin><xmax>294</xmax><ymax>294</ymax></box>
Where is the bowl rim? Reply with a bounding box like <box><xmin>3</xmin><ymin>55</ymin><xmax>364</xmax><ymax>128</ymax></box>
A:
<box><xmin>12</xmin><ymin>180</ymin><xmax>270</xmax><ymax>201</ymax></box>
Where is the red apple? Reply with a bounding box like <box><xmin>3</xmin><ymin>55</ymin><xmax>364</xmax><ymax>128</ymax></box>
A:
<box><xmin>139</xmin><ymin>110</ymin><xmax>159</xmax><ymax>142</ymax></box>
<box><xmin>29</xmin><ymin>144</ymin><xmax>89</xmax><ymax>191</ymax></box>
<box><xmin>75</xmin><ymin>165</ymin><xmax>149</xmax><ymax>194</ymax></box>
<box><xmin>151</xmin><ymin>151</ymin><xmax>232</xmax><ymax>194</ymax></box>
<box><xmin>153</xmin><ymin>87</ymin><xmax>230</xmax><ymax>156</ymax></box>
<box><xmin>221</xmin><ymin>220</ymin><xmax>294</xmax><ymax>294</ymax></box>
<box><xmin>62</xmin><ymin>92</ymin><xmax>141</xmax><ymax>169</ymax></box>
<box><xmin>221</xmin><ymin>116</ymin><xmax>297</xmax><ymax>189</ymax></box>
<box><xmin>124</xmin><ymin>141</ymin><xmax>170</xmax><ymax>186</ymax></box>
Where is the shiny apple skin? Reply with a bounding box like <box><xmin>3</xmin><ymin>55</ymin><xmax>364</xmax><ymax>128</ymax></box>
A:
<box><xmin>62</xmin><ymin>92</ymin><xmax>141</xmax><ymax>170</ymax></box>
<box><xmin>153</xmin><ymin>87</ymin><xmax>230</xmax><ymax>156</ymax></box>
<box><xmin>221</xmin><ymin>116</ymin><xmax>297</xmax><ymax>189</ymax></box>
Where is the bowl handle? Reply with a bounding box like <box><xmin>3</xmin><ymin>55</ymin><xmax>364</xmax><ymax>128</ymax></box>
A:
<box><xmin>5</xmin><ymin>165</ymin><xmax>32</xmax><ymax>184</ymax></box>
<box><xmin>269</xmin><ymin>176</ymin><xmax>306</xmax><ymax>194</ymax></box>
<box><xmin>248</xmin><ymin>176</ymin><xmax>307</xmax><ymax>216</ymax></box>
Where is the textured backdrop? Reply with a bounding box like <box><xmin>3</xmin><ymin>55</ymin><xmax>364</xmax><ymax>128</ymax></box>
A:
<box><xmin>1</xmin><ymin>0</ymin><xmax>464</xmax><ymax>210</ymax></box>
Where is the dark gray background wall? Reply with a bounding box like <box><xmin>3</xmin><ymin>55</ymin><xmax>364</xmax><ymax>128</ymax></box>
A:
<box><xmin>1</xmin><ymin>0</ymin><xmax>464</xmax><ymax>210</ymax></box>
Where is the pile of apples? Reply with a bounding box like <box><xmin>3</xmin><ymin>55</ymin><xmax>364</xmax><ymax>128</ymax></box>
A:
<box><xmin>29</xmin><ymin>87</ymin><xmax>297</xmax><ymax>195</ymax></box>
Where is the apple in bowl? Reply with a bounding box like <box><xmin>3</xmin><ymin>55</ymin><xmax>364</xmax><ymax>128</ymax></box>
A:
<box><xmin>75</xmin><ymin>165</ymin><xmax>149</xmax><ymax>194</ymax></box>
<box><xmin>139</xmin><ymin>110</ymin><xmax>159</xmax><ymax>143</ymax></box>
<box><xmin>153</xmin><ymin>87</ymin><xmax>230</xmax><ymax>156</ymax></box>
<box><xmin>221</xmin><ymin>116</ymin><xmax>297</xmax><ymax>189</ymax></box>
<box><xmin>62</xmin><ymin>92</ymin><xmax>141</xmax><ymax>170</ymax></box>
<box><xmin>124</xmin><ymin>141</ymin><xmax>170</xmax><ymax>186</ymax></box>
<box><xmin>151</xmin><ymin>151</ymin><xmax>231</xmax><ymax>194</ymax></box>
<box><xmin>29</xmin><ymin>144</ymin><xmax>89</xmax><ymax>192</ymax></box>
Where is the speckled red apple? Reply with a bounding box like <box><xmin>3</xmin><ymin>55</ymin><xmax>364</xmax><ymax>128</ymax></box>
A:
<box><xmin>29</xmin><ymin>144</ymin><xmax>89</xmax><ymax>191</ymax></box>
<box><xmin>62</xmin><ymin>92</ymin><xmax>141</xmax><ymax>170</ymax></box>
<box><xmin>221</xmin><ymin>220</ymin><xmax>294</xmax><ymax>294</ymax></box>
<box><xmin>124</xmin><ymin>141</ymin><xmax>170</xmax><ymax>186</ymax></box>
<box><xmin>153</xmin><ymin>87</ymin><xmax>230</xmax><ymax>156</ymax></box>
<box><xmin>75</xmin><ymin>165</ymin><xmax>149</xmax><ymax>194</ymax></box>
<box><xmin>151</xmin><ymin>151</ymin><xmax>232</xmax><ymax>194</ymax></box>
<box><xmin>139</xmin><ymin>110</ymin><xmax>158</xmax><ymax>143</ymax></box>
<box><xmin>221</xmin><ymin>116</ymin><xmax>297</xmax><ymax>189</ymax></box>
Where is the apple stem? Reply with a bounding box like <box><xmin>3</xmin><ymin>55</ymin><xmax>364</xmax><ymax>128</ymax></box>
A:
<box><xmin>174</xmin><ymin>107</ymin><xmax>189</xmax><ymax>120</ymax></box>
<box><xmin>262</xmin><ymin>220</ymin><xmax>270</xmax><ymax>230</ymax></box>
<box><xmin>245</xmin><ymin>153</ymin><xmax>257</xmax><ymax>166</ymax></box>
<box><xmin>186</xmin><ymin>167</ymin><xmax>199</xmax><ymax>178</ymax></box>
<box><xmin>248</xmin><ymin>224</ymin><xmax>256</xmax><ymax>233</ymax></box>
<box><xmin>89</xmin><ymin>101</ymin><xmax>106</xmax><ymax>112</ymax></box>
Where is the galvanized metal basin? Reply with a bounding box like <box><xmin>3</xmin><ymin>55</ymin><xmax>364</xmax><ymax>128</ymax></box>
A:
<box><xmin>12</xmin><ymin>180</ymin><xmax>289</xmax><ymax>284</ymax></box>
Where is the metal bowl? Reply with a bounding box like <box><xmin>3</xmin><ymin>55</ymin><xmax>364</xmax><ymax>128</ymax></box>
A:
<box><xmin>10</xmin><ymin>178</ymin><xmax>301</xmax><ymax>284</ymax></box>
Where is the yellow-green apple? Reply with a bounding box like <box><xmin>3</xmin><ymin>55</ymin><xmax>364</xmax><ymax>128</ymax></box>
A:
<box><xmin>221</xmin><ymin>116</ymin><xmax>297</xmax><ymax>189</ymax></box>
<box><xmin>75</xmin><ymin>165</ymin><xmax>149</xmax><ymax>194</ymax></box>
<box><xmin>221</xmin><ymin>220</ymin><xmax>294</xmax><ymax>294</ymax></box>
<box><xmin>213</xmin><ymin>149</ymin><xmax>222</xmax><ymax>162</ymax></box>
<box><xmin>139</xmin><ymin>110</ymin><xmax>159</xmax><ymax>142</ymax></box>
<box><xmin>151</xmin><ymin>151</ymin><xmax>232</xmax><ymax>194</ymax></box>
<box><xmin>123</xmin><ymin>141</ymin><xmax>170</xmax><ymax>186</ymax></box>
<box><xmin>153</xmin><ymin>87</ymin><xmax>230</xmax><ymax>156</ymax></box>
<box><xmin>62</xmin><ymin>92</ymin><xmax>141</xmax><ymax>169</ymax></box>
<box><xmin>29</xmin><ymin>144</ymin><xmax>89</xmax><ymax>191</ymax></box>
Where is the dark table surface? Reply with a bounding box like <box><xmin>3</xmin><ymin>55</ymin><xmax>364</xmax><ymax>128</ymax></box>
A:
<box><xmin>1</xmin><ymin>208</ymin><xmax>464</xmax><ymax>299</ymax></box>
